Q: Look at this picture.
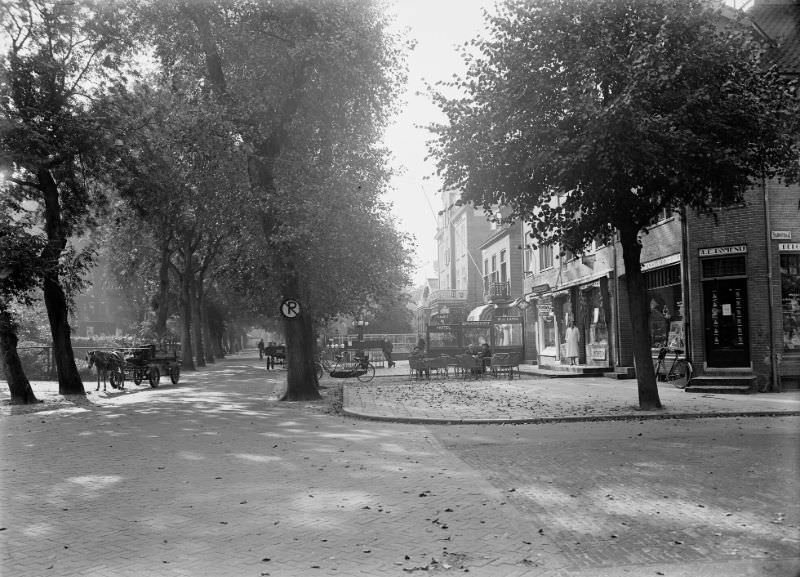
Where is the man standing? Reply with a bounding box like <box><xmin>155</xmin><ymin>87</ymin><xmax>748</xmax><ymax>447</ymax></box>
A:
<box><xmin>381</xmin><ymin>338</ymin><xmax>394</xmax><ymax>368</ymax></box>
<box><xmin>258</xmin><ymin>339</ymin><xmax>265</xmax><ymax>360</ymax></box>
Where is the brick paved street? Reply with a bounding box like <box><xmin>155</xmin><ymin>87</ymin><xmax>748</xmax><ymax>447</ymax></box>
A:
<box><xmin>434</xmin><ymin>418</ymin><xmax>800</xmax><ymax>577</ymax></box>
<box><xmin>1</xmin><ymin>353</ymin><xmax>798</xmax><ymax>576</ymax></box>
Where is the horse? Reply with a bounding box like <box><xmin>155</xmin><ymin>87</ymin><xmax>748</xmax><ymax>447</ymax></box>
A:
<box><xmin>86</xmin><ymin>350</ymin><xmax>125</xmax><ymax>392</ymax></box>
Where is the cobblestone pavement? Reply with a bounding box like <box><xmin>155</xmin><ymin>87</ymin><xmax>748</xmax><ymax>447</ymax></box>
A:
<box><xmin>1</xmin><ymin>354</ymin><xmax>798</xmax><ymax>576</ymax></box>
<box><xmin>433</xmin><ymin>418</ymin><xmax>800</xmax><ymax>577</ymax></box>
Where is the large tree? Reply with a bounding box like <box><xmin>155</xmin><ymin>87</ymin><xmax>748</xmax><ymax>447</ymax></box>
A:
<box><xmin>1</xmin><ymin>0</ymin><xmax>136</xmax><ymax>394</ymax></box>
<box><xmin>147</xmin><ymin>0</ymin><xmax>413</xmax><ymax>400</ymax></box>
<box><xmin>430</xmin><ymin>0</ymin><xmax>799</xmax><ymax>409</ymax></box>
<box><xmin>0</xmin><ymin>203</ymin><xmax>46</xmax><ymax>403</ymax></box>
<box><xmin>98</xmin><ymin>78</ymin><xmax>250</xmax><ymax>368</ymax></box>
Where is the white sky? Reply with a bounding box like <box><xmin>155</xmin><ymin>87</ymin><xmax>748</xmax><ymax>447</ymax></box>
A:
<box><xmin>383</xmin><ymin>0</ymin><xmax>493</xmax><ymax>285</ymax></box>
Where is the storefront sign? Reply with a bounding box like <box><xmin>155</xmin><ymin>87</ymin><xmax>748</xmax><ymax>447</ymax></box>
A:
<box><xmin>641</xmin><ymin>253</ymin><xmax>680</xmax><ymax>271</ymax></box>
<box><xmin>587</xmin><ymin>344</ymin><xmax>607</xmax><ymax>361</ymax></box>
<box><xmin>537</xmin><ymin>304</ymin><xmax>553</xmax><ymax>317</ymax></box>
<box><xmin>778</xmin><ymin>243</ymin><xmax>800</xmax><ymax>252</ymax></box>
<box><xmin>698</xmin><ymin>245</ymin><xmax>747</xmax><ymax>257</ymax></box>
<box><xmin>772</xmin><ymin>231</ymin><xmax>792</xmax><ymax>240</ymax></box>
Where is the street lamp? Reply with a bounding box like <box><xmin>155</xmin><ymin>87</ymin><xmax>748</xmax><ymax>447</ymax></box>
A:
<box><xmin>353</xmin><ymin>318</ymin><xmax>369</xmax><ymax>343</ymax></box>
<box><xmin>516</xmin><ymin>298</ymin><xmax>531</xmax><ymax>361</ymax></box>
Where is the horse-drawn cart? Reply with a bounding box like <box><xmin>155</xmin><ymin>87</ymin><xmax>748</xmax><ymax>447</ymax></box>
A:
<box><xmin>124</xmin><ymin>345</ymin><xmax>181</xmax><ymax>388</ymax></box>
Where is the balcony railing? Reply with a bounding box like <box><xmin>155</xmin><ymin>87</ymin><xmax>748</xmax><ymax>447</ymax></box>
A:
<box><xmin>428</xmin><ymin>289</ymin><xmax>468</xmax><ymax>305</ymax></box>
<box><xmin>484</xmin><ymin>281</ymin><xmax>511</xmax><ymax>303</ymax></box>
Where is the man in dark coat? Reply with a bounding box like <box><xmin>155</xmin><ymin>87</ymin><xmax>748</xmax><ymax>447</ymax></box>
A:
<box><xmin>381</xmin><ymin>338</ymin><xmax>394</xmax><ymax>368</ymax></box>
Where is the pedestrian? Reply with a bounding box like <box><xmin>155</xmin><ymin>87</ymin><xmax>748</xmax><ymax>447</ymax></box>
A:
<box><xmin>565</xmin><ymin>320</ymin><xmax>580</xmax><ymax>365</ymax></box>
<box><xmin>265</xmin><ymin>342</ymin><xmax>275</xmax><ymax>370</ymax></box>
<box><xmin>479</xmin><ymin>342</ymin><xmax>493</xmax><ymax>373</ymax></box>
<box><xmin>381</xmin><ymin>338</ymin><xmax>395</xmax><ymax>368</ymax></box>
<box><xmin>258</xmin><ymin>338</ymin><xmax>265</xmax><ymax>360</ymax></box>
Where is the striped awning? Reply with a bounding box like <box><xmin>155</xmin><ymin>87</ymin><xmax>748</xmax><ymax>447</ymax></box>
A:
<box><xmin>466</xmin><ymin>304</ymin><xmax>494</xmax><ymax>322</ymax></box>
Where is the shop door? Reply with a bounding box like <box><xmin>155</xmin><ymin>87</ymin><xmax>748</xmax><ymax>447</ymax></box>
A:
<box><xmin>703</xmin><ymin>279</ymin><xmax>749</xmax><ymax>367</ymax></box>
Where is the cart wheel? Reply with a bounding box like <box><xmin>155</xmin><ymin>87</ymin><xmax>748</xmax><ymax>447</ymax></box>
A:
<box><xmin>169</xmin><ymin>366</ymin><xmax>180</xmax><ymax>384</ymax></box>
<box><xmin>133</xmin><ymin>369</ymin><xmax>143</xmax><ymax>386</ymax></box>
<box><xmin>148</xmin><ymin>367</ymin><xmax>161</xmax><ymax>388</ymax></box>
<box><xmin>110</xmin><ymin>368</ymin><xmax>125</xmax><ymax>389</ymax></box>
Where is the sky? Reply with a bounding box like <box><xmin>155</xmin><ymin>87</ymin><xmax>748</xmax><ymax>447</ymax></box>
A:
<box><xmin>383</xmin><ymin>0</ymin><xmax>494</xmax><ymax>285</ymax></box>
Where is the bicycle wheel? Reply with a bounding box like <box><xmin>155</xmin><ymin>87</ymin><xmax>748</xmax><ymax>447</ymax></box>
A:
<box><xmin>356</xmin><ymin>362</ymin><xmax>375</xmax><ymax>383</ymax></box>
<box><xmin>666</xmin><ymin>360</ymin><xmax>692</xmax><ymax>389</ymax></box>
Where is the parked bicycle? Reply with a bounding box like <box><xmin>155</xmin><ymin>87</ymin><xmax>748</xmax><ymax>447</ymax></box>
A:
<box><xmin>654</xmin><ymin>347</ymin><xmax>693</xmax><ymax>388</ymax></box>
<box><xmin>315</xmin><ymin>350</ymin><xmax>375</xmax><ymax>382</ymax></box>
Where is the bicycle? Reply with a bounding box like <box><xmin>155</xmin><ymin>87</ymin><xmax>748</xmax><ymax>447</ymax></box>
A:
<box><xmin>315</xmin><ymin>350</ymin><xmax>375</xmax><ymax>382</ymax></box>
<box><xmin>654</xmin><ymin>347</ymin><xmax>693</xmax><ymax>389</ymax></box>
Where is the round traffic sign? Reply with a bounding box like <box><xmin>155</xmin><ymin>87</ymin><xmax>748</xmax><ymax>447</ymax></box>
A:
<box><xmin>280</xmin><ymin>298</ymin><xmax>301</xmax><ymax>319</ymax></box>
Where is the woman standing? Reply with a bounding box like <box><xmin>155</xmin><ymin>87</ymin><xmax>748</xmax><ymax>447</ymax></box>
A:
<box><xmin>565</xmin><ymin>320</ymin><xmax>580</xmax><ymax>365</ymax></box>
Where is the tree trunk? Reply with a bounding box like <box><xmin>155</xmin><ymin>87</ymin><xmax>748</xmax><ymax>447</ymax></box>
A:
<box><xmin>0</xmin><ymin>310</ymin><xmax>39</xmax><ymax>404</ymax></box>
<box><xmin>154</xmin><ymin>236</ymin><xmax>172</xmax><ymax>337</ymax></box>
<box><xmin>280</xmin><ymin>272</ymin><xmax>320</xmax><ymax>401</ymax></box>
<box><xmin>180</xmin><ymin>246</ymin><xmax>195</xmax><ymax>371</ymax></box>
<box><xmin>38</xmin><ymin>168</ymin><xmax>84</xmax><ymax>395</ymax></box>
<box><xmin>203</xmin><ymin>308</ymin><xmax>215</xmax><ymax>364</ymax></box>
<box><xmin>619</xmin><ymin>226</ymin><xmax>663</xmax><ymax>410</ymax></box>
<box><xmin>193</xmin><ymin>281</ymin><xmax>206</xmax><ymax>367</ymax></box>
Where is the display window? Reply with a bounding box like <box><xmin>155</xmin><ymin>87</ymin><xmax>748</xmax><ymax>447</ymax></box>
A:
<box><xmin>781</xmin><ymin>254</ymin><xmax>800</xmax><ymax>352</ymax></box>
<box><xmin>646</xmin><ymin>264</ymin><xmax>684</xmax><ymax>351</ymax></box>
<box><xmin>492</xmin><ymin>322</ymin><xmax>522</xmax><ymax>347</ymax></box>
<box><xmin>555</xmin><ymin>294</ymin><xmax>572</xmax><ymax>359</ymax></box>
<box><xmin>542</xmin><ymin>315</ymin><xmax>556</xmax><ymax>349</ymax></box>
<box><xmin>583</xmin><ymin>285</ymin><xmax>608</xmax><ymax>362</ymax></box>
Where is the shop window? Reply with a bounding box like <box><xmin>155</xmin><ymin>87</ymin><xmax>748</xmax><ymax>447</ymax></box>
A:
<box><xmin>493</xmin><ymin>322</ymin><xmax>522</xmax><ymax>347</ymax></box>
<box><xmin>584</xmin><ymin>286</ymin><xmax>608</xmax><ymax>361</ymax></box>
<box><xmin>646</xmin><ymin>264</ymin><xmax>683</xmax><ymax>350</ymax></box>
<box><xmin>702</xmin><ymin>256</ymin><xmax>746</xmax><ymax>279</ymax></box>
<box><xmin>542</xmin><ymin>315</ymin><xmax>556</xmax><ymax>349</ymax></box>
<box><xmin>781</xmin><ymin>254</ymin><xmax>800</xmax><ymax>351</ymax></box>
<box><xmin>555</xmin><ymin>295</ymin><xmax>572</xmax><ymax>358</ymax></box>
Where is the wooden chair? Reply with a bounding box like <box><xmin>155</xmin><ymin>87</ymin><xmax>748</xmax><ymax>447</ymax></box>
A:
<box><xmin>426</xmin><ymin>356</ymin><xmax>449</xmax><ymax>379</ymax></box>
<box><xmin>458</xmin><ymin>354</ymin><xmax>485</xmax><ymax>379</ymax></box>
<box><xmin>508</xmin><ymin>352</ymin><xmax>522</xmax><ymax>379</ymax></box>
<box><xmin>490</xmin><ymin>353</ymin><xmax>513</xmax><ymax>379</ymax></box>
<box><xmin>447</xmin><ymin>355</ymin><xmax>463</xmax><ymax>377</ymax></box>
<box><xmin>409</xmin><ymin>357</ymin><xmax>429</xmax><ymax>380</ymax></box>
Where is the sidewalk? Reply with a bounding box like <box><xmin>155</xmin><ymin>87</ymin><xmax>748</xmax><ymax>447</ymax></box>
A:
<box><xmin>343</xmin><ymin>361</ymin><xmax>800</xmax><ymax>424</ymax></box>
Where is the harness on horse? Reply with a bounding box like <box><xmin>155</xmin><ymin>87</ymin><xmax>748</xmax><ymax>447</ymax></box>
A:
<box><xmin>87</xmin><ymin>350</ymin><xmax>125</xmax><ymax>391</ymax></box>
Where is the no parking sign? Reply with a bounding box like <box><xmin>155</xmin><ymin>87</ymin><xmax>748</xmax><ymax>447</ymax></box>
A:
<box><xmin>280</xmin><ymin>298</ymin><xmax>301</xmax><ymax>319</ymax></box>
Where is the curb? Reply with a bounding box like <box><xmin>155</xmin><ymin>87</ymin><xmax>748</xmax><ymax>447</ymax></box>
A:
<box><xmin>340</xmin><ymin>409</ymin><xmax>800</xmax><ymax>426</ymax></box>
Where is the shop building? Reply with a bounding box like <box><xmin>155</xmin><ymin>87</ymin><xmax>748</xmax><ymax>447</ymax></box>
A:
<box><xmin>522</xmin><ymin>213</ymin><xmax>685</xmax><ymax>374</ymax></box>
<box><xmin>684</xmin><ymin>182</ymin><xmax>800</xmax><ymax>391</ymax></box>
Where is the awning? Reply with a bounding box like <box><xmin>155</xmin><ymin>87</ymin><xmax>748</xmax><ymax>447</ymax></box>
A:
<box><xmin>466</xmin><ymin>304</ymin><xmax>495</xmax><ymax>322</ymax></box>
